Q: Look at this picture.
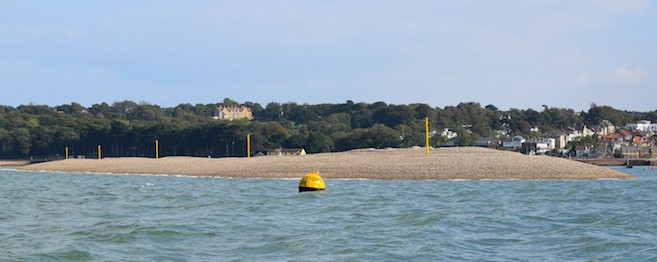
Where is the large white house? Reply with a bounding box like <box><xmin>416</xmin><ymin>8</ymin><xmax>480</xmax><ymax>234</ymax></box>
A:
<box><xmin>503</xmin><ymin>135</ymin><xmax>526</xmax><ymax>150</ymax></box>
<box><xmin>626</xmin><ymin>120</ymin><xmax>657</xmax><ymax>133</ymax></box>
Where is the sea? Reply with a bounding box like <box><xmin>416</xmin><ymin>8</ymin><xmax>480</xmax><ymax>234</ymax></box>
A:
<box><xmin>1</xmin><ymin>166</ymin><xmax>656</xmax><ymax>261</ymax></box>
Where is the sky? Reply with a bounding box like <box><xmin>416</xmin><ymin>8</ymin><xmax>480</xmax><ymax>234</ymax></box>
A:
<box><xmin>1</xmin><ymin>0</ymin><xmax>655</xmax><ymax>111</ymax></box>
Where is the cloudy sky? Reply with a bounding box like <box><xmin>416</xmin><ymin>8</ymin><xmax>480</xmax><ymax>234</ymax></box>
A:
<box><xmin>1</xmin><ymin>1</ymin><xmax>655</xmax><ymax>111</ymax></box>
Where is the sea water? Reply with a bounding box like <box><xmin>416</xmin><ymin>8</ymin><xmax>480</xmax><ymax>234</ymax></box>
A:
<box><xmin>1</xmin><ymin>166</ymin><xmax>656</xmax><ymax>261</ymax></box>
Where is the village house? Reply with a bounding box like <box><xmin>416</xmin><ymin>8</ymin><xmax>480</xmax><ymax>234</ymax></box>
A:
<box><xmin>594</xmin><ymin>143</ymin><xmax>607</xmax><ymax>158</ymax></box>
<box><xmin>521</xmin><ymin>141</ymin><xmax>548</xmax><ymax>155</ymax></box>
<box><xmin>575</xmin><ymin>143</ymin><xmax>595</xmax><ymax>158</ymax></box>
<box><xmin>619</xmin><ymin>130</ymin><xmax>635</xmax><ymax>141</ymax></box>
<box><xmin>266</xmin><ymin>148</ymin><xmax>307</xmax><ymax>156</ymax></box>
<box><xmin>502</xmin><ymin>135</ymin><xmax>525</xmax><ymax>150</ymax></box>
<box><xmin>601</xmin><ymin>133</ymin><xmax>627</xmax><ymax>152</ymax></box>
<box><xmin>632</xmin><ymin>136</ymin><xmax>655</xmax><ymax>147</ymax></box>
<box><xmin>214</xmin><ymin>106</ymin><xmax>254</xmax><ymax>121</ymax></box>
<box><xmin>621</xmin><ymin>146</ymin><xmax>641</xmax><ymax>158</ymax></box>
<box><xmin>520</xmin><ymin>137</ymin><xmax>555</xmax><ymax>155</ymax></box>
<box><xmin>626</xmin><ymin>120</ymin><xmax>657</xmax><ymax>134</ymax></box>
<box><xmin>595</xmin><ymin>120</ymin><xmax>617</xmax><ymax>136</ymax></box>
<box><xmin>538</xmin><ymin>137</ymin><xmax>556</xmax><ymax>150</ymax></box>
<box><xmin>544</xmin><ymin>130</ymin><xmax>567</xmax><ymax>149</ymax></box>
<box><xmin>475</xmin><ymin>138</ymin><xmax>501</xmax><ymax>148</ymax></box>
<box><xmin>554</xmin><ymin>134</ymin><xmax>567</xmax><ymax>149</ymax></box>
<box><xmin>564</xmin><ymin>124</ymin><xmax>594</xmax><ymax>143</ymax></box>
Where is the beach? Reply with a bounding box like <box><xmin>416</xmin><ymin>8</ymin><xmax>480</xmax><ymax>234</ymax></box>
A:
<box><xmin>0</xmin><ymin>160</ymin><xmax>29</xmax><ymax>166</ymax></box>
<box><xmin>17</xmin><ymin>147</ymin><xmax>632</xmax><ymax>180</ymax></box>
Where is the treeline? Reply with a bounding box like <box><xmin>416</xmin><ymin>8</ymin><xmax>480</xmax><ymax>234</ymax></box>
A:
<box><xmin>1</xmin><ymin>99</ymin><xmax>656</xmax><ymax>159</ymax></box>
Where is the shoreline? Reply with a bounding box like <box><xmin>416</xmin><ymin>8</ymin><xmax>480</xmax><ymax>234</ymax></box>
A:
<box><xmin>576</xmin><ymin>158</ymin><xmax>655</xmax><ymax>166</ymax></box>
<box><xmin>16</xmin><ymin>147</ymin><xmax>634</xmax><ymax>180</ymax></box>
<box><xmin>5</xmin><ymin>167</ymin><xmax>633</xmax><ymax>181</ymax></box>
<box><xmin>0</xmin><ymin>160</ymin><xmax>29</xmax><ymax>166</ymax></box>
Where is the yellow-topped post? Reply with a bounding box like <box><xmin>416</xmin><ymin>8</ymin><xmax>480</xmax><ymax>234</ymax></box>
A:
<box><xmin>425</xmin><ymin>117</ymin><xmax>429</xmax><ymax>156</ymax></box>
<box><xmin>65</xmin><ymin>147</ymin><xmax>69</xmax><ymax>160</ymax></box>
<box><xmin>247</xmin><ymin>134</ymin><xmax>251</xmax><ymax>160</ymax></box>
<box><xmin>155</xmin><ymin>139</ymin><xmax>159</xmax><ymax>159</ymax></box>
<box><xmin>97</xmin><ymin>145</ymin><xmax>102</xmax><ymax>159</ymax></box>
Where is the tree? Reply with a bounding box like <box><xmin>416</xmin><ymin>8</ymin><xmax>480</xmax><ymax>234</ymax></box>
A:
<box><xmin>264</xmin><ymin>122</ymin><xmax>291</xmax><ymax>146</ymax></box>
<box><xmin>485</xmin><ymin>104</ymin><xmax>499</xmax><ymax>112</ymax></box>
<box><xmin>350</xmin><ymin>108</ymin><xmax>373</xmax><ymax>128</ymax></box>
<box><xmin>582</xmin><ymin>105</ymin><xmax>631</xmax><ymax>126</ymax></box>
<box><xmin>0</xmin><ymin>128</ymin><xmax>13</xmax><ymax>156</ymax></box>
<box><xmin>305</xmin><ymin>133</ymin><xmax>333</xmax><ymax>153</ymax></box>
<box><xmin>258</xmin><ymin>102</ymin><xmax>283</xmax><ymax>121</ymax></box>
<box><xmin>11</xmin><ymin>128</ymin><xmax>31</xmax><ymax>156</ymax></box>
<box><xmin>222</xmin><ymin>98</ymin><xmax>240</xmax><ymax>106</ymax></box>
<box><xmin>366</xmin><ymin>124</ymin><xmax>401</xmax><ymax>149</ymax></box>
<box><xmin>334</xmin><ymin>129</ymin><xmax>367</xmax><ymax>151</ymax></box>
<box><xmin>371</xmin><ymin>105</ymin><xmax>418</xmax><ymax>127</ymax></box>
<box><xmin>288</xmin><ymin>104</ymin><xmax>320</xmax><ymax>123</ymax></box>
<box><xmin>2</xmin><ymin>99</ymin><xmax>655</xmax><ymax>159</ymax></box>
<box><xmin>453</xmin><ymin>126</ymin><xmax>477</xmax><ymax>146</ymax></box>
<box><xmin>285</xmin><ymin>134</ymin><xmax>307</xmax><ymax>148</ymax></box>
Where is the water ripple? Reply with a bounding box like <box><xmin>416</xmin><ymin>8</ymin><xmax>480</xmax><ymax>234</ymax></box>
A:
<box><xmin>2</xmin><ymin>168</ymin><xmax>657</xmax><ymax>261</ymax></box>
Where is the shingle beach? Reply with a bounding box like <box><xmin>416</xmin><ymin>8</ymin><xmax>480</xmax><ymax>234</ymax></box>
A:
<box><xmin>18</xmin><ymin>147</ymin><xmax>633</xmax><ymax>180</ymax></box>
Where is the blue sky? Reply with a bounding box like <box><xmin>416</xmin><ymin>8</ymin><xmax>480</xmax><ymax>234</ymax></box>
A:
<box><xmin>1</xmin><ymin>0</ymin><xmax>655</xmax><ymax>111</ymax></box>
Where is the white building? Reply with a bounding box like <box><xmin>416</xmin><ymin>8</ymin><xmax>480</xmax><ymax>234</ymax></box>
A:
<box><xmin>503</xmin><ymin>135</ymin><xmax>526</xmax><ymax>150</ymax></box>
<box><xmin>626</xmin><ymin>120</ymin><xmax>657</xmax><ymax>133</ymax></box>
<box><xmin>538</xmin><ymin>137</ymin><xmax>556</xmax><ymax>151</ymax></box>
<box><xmin>520</xmin><ymin>137</ymin><xmax>555</xmax><ymax>155</ymax></box>
<box><xmin>441</xmin><ymin>128</ymin><xmax>458</xmax><ymax>139</ymax></box>
<box><xmin>545</xmin><ymin>131</ymin><xmax>567</xmax><ymax>149</ymax></box>
<box><xmin>475</xmin><ymin>138</ymin><xmax>501</xmax><ymax>147</ymax></box>
<box><xmin>597</xmin><ymin>120</ymin><xmax>616</xmax><ymax>136</ymax></box>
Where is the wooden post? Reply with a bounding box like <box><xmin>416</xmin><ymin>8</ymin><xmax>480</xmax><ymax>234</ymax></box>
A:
<box><xmin>65</xmin><ymin>147</ymin><xmax>69</xmax><ymax>160</ymax></box>
<box><xmin>98</xmin><ymin>145</ymin><xmax>102</xmax><ymax>159</ymax></box>
<box><xmin>155</xmin><ymin>140</ymin><xmax>159</xmax><ymax>159</ymax></box>
<box><xmin>247</xmin><ymin>134</ymin><xmax>251</xmax><ymax>160</ymax></box>
<box><xmin>425</xmin><ymin>118</ymin><xmax>429</xmax><ymax>156</ymax></box>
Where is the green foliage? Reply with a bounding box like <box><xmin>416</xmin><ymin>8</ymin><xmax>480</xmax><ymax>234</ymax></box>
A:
<box><xmin>0</xmin><ymin>99</ymin><xmax>655</xmax><ymax>158</ymax></box>
<box><xmin>305</xmin><ymin>133</ymin><xmax>334</xmax><ymax>153</ymax></box>
<box><xmin>11</xmin><ymin>128</ymin><xmax>31</xmax><ymax>156</ymax></box>
<box><xmin>285</xmin><ymin>134</ymin><xmax>307</xmax><ymax>148</ymax></box>
<box><xmin>582</xmin><ymin>104</ymin><xmax>637</xmax><ymax>127</ymax></box>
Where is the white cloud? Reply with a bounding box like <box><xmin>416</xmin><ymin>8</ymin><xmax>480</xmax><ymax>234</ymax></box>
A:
<box><xmin>601</xmin><ymin>66</ymin><xmax>648</xmax><ymax>85</ymax></box>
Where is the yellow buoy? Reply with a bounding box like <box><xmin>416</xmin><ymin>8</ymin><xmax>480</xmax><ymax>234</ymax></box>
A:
<box><xmin>299</xmin><ymin>171</ymin><xmax>325</xmax><ymax>192</ymax></box>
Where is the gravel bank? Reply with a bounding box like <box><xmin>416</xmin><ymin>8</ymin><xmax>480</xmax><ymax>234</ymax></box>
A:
<box><xmin>18</xmin><ymin>147</ymin><xmax>633</xmax><ymax>180</ymax></box>
<box><xmin>0</xmin><ymin>160</ymin><xmax>29</xmax><ymax>166</ymax></box>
